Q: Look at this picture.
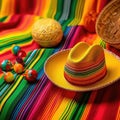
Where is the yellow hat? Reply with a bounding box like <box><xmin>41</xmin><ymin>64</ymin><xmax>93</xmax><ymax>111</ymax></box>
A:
<box><xmin>64</xmin><ymin>42</ymin><xmax>107</xmax><ymax>85</ymax></box>
<box><xmin>44</xmin><ymin>42</ymin><xmax>120</xmax><ymax>91</ymax></box>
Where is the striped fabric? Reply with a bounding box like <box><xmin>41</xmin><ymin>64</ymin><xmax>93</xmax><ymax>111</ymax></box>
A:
<box><xmin>0</xmin><ymin>0</ymin><xmax>120</xmax><ymax>120</ymax></box>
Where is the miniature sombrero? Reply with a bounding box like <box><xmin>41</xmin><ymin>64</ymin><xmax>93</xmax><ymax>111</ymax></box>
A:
<box><xmin>44</xmin><ymin>42</ymin><xmax>120</xmax><ymax>91</ymax></box>
<box><xmin>96</xmin><ymin>0</ymin><xmax>120</xmax><ymax>49</ymax></box>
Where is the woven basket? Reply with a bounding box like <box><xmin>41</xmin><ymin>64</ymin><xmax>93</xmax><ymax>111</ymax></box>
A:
<box><xmin>96</xmin><ymin>0</ymin><xmax>120</xmax><ymax>49</ymax></box>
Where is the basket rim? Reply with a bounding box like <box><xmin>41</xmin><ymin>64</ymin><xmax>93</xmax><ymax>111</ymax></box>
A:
<box><xmin>96</xmin><ymin>0</ymin><xmax>120</xmax><ymax>44</ymax></box>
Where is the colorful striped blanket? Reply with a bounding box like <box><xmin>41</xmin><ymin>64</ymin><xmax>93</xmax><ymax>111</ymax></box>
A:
<box><xmin>0</xmin><ymin>0</ymin><xmax>120</xmax><ymax>119</ymax></box>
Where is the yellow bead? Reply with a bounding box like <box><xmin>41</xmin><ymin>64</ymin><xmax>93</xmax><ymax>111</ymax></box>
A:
<box><xmin>4</xmin><ymin>72</ymin><xmax>14</xmax><ymax>83</ymax></box>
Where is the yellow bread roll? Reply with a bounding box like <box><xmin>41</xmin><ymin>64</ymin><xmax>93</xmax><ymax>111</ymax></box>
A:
<box><xmin>32</xmin><ymin>18</ymin><xmax>63</xmax><ymax>47</ymax></box>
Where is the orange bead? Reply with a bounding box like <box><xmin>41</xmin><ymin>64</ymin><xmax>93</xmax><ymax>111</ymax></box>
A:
<box><xmin>4</xmin><ymin>72</ymin><xmax>14</xmax><ymax>83</ymax></box>
<box><xmin>14</xmin><ymin>63</ymin><xmax>24</xmax><ymax>73</ymax></box>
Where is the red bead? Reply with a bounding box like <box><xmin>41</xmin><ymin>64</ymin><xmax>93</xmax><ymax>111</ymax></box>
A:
<box><xmin>24</xmin><ymin>69</ymin><xmax>38</xmax><ymax>82</ymax></box>
<box><xmin>18</xmin><ymin>50</ymin><xmax>26</xmax><ymax>58</ymax></box>
<box><xmin>16</xmin><ymin>57</ymin><xmax>24</xmax><ymax>66</ymax></box>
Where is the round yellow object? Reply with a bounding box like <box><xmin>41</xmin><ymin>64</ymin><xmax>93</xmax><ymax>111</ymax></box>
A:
<box><xmin>31</xmin><ymin>18</ymin><xmax>63</xmax><ymax>47</ymax></box>
<box><xmin>4</xmin><ymin>72</ymin><xmax>14</xmax><ymax>83</ymax></box>
<box><xmin>13</xmin><ymin>63</ymin><xmax>24</xmax><ymax>73</ymax></box>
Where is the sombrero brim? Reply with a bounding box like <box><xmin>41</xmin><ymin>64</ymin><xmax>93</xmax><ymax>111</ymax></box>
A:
<box><xmin>44</xmin><ymin>49</ymin><xmax>120</xmax><ymax>91</ymax></box>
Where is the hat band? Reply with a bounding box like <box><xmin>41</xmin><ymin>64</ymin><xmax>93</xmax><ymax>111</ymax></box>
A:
<box><xmin>64</xmin><ymin>59</ymin><xmax>107</xmax><ymax>85</ymax></box>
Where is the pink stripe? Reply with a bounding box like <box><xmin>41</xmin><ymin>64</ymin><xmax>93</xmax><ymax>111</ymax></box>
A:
<box><xmin>26</xmin><ymin>82</ymin><xmax>53</xmax><ymax>120</ymax></box>
<box><xmin>68</xmin><ymin>26</ymin><xmax>87</xmax><ymax>48</ymax></box>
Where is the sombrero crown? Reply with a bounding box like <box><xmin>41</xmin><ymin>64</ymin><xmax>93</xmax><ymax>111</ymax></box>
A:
<box><xmin>64</xmin><ymin>42</ymin><xmax>107</xmax><ymax>85</ymax></box>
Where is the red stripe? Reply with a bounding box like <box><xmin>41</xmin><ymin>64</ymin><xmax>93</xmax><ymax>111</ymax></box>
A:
<box><xmin>15</xmin><ymin>0</ymin><xmax>36</xmax><ymax>14</ymax></box>
<box><xmin>0</xmin><ymin>15</ymin><xmax>22</xmax><ymax>32</ymax></box>
<box><xmin>86</xmin><ymin>80</ymin><xmax>120</xmax><ymax>120</ymax></box>
<box><xmin>64</xmin><ymin>67</ymin><xmax>107</xmax><ymax>85</ymax></box>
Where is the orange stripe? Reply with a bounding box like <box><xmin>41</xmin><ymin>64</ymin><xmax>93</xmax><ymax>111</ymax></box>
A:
<box><xmin>0</xmin><ymin>15</ymin><xmax>37</xmax><ymax>36</ymax></box>
<box><xmin>39</xmin><ymin>89</ymin><xmax>64</xmax><ymax>120</ymax></box>
<box><xmin>64</xmin><ymin>67</ymin><xmax>107</xmax><ymax>85</ymax></box>
<box><xmin>80</xmin><ymin>91</ymin><xmax>97</xmax><ymax>120</ymax></box>
<box><xmin>66</xmin><ymin>56</ymin><xmax>105</xmax><ymax>71</ymax></box>
<box><xmin>116</xmin><ymin>106</ymin><xmax>120</xmax><ymax>120</ymax></box>
<box><xmin>80</xmin><ymin>0</ymin><xmax>97</xmax><ymax>25</ymax></box>
<box><xmin>1</xmin><ymin>0</ymin><xmax>15</xmax><ymax>17</ymax></box>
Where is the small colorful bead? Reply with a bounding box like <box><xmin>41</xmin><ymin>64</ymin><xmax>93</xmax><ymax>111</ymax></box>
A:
<box><xmin>0</xmin><ymin>60</ymin><xmax>13</xmax><ymax>71</ymax></box>
<box><xmin>16</xmin><ymin>57</ymin><xmax>24</xmax><ymax>66</ymax></box>
<box><xmin>18</xmin><ymin>50</ymin><xmax>26</xmax><ymax>58</ymax></box>
<box><xmin>24</xmin><ymin>69</ymin><xmax>38</xmax><ymax>82</ymax></box>
<box><xmin>12</xmin><ymin>45</ymin><xmax>21</xmax><ymax>55</ymax></box>
<box><xmin>4</xmin><ymin>72</ymin><xmax>14</xmax><ymax>83</ymax></box>
<box><xmin>14</xmin><ymin>63</ymin><xmax>24</xmax><ymax>73</ymax></box>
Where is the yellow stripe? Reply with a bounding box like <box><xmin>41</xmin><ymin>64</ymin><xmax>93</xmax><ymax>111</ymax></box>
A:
<box><xmin>43</xmin><ymin>0</ymin><xmax>51</xmax><ymax>18</ymax></box>
<box><xmin>47</xmin><ymin>0</ymin><xmax>57</xmax><ymax>18</ymax></box>
<box><xmin>0</xmin><ymin>15</ymin><xmax>39</xmax><ymax>38</ymax></box>
<box><xmin>52</xmin><ymin>93</ymin><xmax>76</xmax><ymax>119</ymax></box>
<box><xmin>40</xmin><ymin>89</ymin><xmax>62</xmax><ymax>119</ymax></box>
<box><xmin>0</xmin><ymin>49</ymin><xmax>44</xmax><ymax>111</ymax></box>
<box><xmin>79</xmin><ymin>0</ymin><xmax>96</xmax><ymax>25</ymax></box>
<box><xmin>51</xmin><ymin>0</ymin><xmax>57</xmax><ymax>18</ymax></box>
<box><xmin>28</xmin><ymin>49</ymin><xmax>44</xmax><ymax>69</ymax></box>
<box><xmin>0</xmin><ymin>76</ymin><xmax>23</xmax><ymax>111</ymax></box>
<box><xmin>68</xmin><ymin>0</ymin><xmax>85</xmax><ymax>26</ymax></box>
<box><xmin>0</xmin><ymin>40</ymin><xmax>33</xmax><ymax>54</ymax></box>
<box><xmin>1</xmin><ymin>0</ymin><xmax>15</xmax><ymax>17</ymax></box>
<box><xmin>93</xmin><ymin>35</ymin><xmax>101</xmax><ymax>45</ymax></box>
<box><xmin>52</xmin><ymin>98</ymin><xmax>70</xmax><ymax>119</ymax></box>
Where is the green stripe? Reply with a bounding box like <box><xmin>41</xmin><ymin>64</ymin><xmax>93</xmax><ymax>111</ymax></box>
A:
<box><xmin>24</xmin><ymin>50</ymin><xmax>40</xmax><ymax>70</ymax></box>
<box><xmin>33</xmin><ymin>49</ymin><xmax>54</xmax><ymax>71</ymax></box>
<box><xmin>0</xmin><ymin>75</ymin><xmax>20</xmax><ymax>102</ymax></box>
<box><xmin>61</xmin><ymin>0</ymin><xmax>78</xmax><ymax>30</ymax></box>
<box><xmin>0</xmin><ymin>34</ymin><xmax>32</xmax><ymax>51</ymax></box>
<box><xmin>47</xmin><ymin>0</ymin><xmax>56</xmax><ymax>18</ymax></box>
<box><xmin>60</xmin><ymin>92</ymin><xmax>91</xmax><ymax>120</ymax></box>
<box><xmin>65</xmin><ymin>60</ymin><xmax>105</xmax><ymax>77</ymax></box>
<box><xmin>0</xmin><ymin>76</ymin><xmax>4</xmax><ymax>86</ymax></box>
<box><xmin>0</xmin><ymin>82</ymin><xmax>6</xmax><ymax>91</ymax></box>
<box><xmin>100</xmin><ymin>39</ymin><xmax>106</xmax><ymax>48</ymax></box>
<box><xmin>54</xmin><ymin>0</ymin><xmax>64</xmax><ymax>20</ymax></box>
<box><xmin>0</xmin><ymin>16</ymin><xmax>8</xmax><ymax>22</ymax></box>
<box><xmin>0</xmin><ymin>79</ymin><xmax>29</xmax><ymax>120</ymax></box>
<box><xmin>70</xmin><ymin>92</ymin><xmax>90</xmax><ymax>120</ymax></box>
<box><xmin>60</xmin><ymin>99</ymin><xmax>76</xmax><ymax>120</ymax></box>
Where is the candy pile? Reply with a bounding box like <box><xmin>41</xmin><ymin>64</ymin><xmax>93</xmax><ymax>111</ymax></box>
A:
<box><xmin>0</xmin><ymin>45</ymin><xmax>38</xmax><ymax>83</ymax></box>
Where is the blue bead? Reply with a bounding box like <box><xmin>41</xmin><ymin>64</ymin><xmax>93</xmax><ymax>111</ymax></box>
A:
<box><xmin>12</xmin><ymin>45</ymin><xmax>21</xmax><ymax>55</ymax></box>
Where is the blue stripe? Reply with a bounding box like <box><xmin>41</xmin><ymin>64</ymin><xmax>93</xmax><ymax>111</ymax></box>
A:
<box><xmin>0</xmin><ymin>84</ymin><xmax>9</xmax><ymax>96</ymax></box>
